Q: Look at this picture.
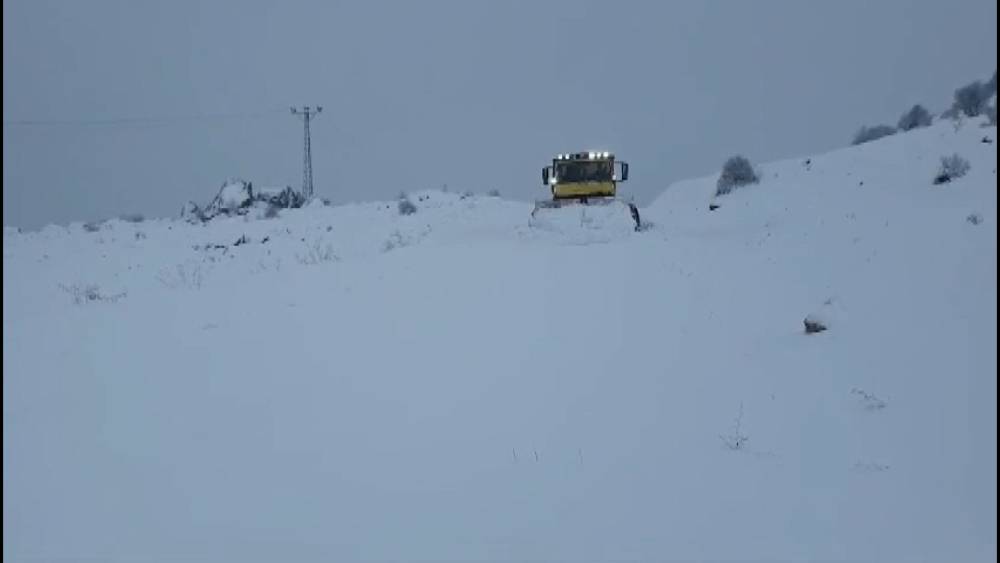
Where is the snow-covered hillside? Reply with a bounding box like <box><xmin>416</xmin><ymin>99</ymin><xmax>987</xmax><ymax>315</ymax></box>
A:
<box><xmin>4</xmin><ymin>118</ymin><xmax>996</xmax><ymax>562</ymax></box>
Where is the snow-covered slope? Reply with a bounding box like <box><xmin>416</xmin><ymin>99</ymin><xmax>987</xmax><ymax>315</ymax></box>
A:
<box><xmin>4</xmin><ymin>119</ymin><xmax>996</xmax><ymax>562</ymax></box>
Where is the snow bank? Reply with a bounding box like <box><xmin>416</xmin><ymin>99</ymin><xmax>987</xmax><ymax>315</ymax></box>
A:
<box><xmin>526</xmin><ymin>200</ymin><xmax>638</xmax><ymax>244</ymax></box>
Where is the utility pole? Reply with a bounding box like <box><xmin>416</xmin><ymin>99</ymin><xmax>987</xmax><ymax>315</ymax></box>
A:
<box><xmin>290</xmin><ymin>106</ymin><xmax>322</xmax><ymax>200</ymax></box>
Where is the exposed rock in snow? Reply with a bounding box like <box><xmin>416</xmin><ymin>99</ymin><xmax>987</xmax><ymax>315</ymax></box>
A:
<box><xmin>187</xmin><ymin>180</ymin><xmax>306</xmax><ymax>222</ymax></box>
<box><xmin>804</xmin><ymin>314</ymin><xmax>828</xmax><ymax>334</ymax></box>
<box><xmin>206</xmin><ymin>178</ymin><xmax>254</xmax><ymax>216</ymax></box>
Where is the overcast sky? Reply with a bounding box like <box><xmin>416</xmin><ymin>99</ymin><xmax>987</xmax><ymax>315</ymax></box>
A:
<box><xmin>3</xmin><ymin>0</ymin><xmax>996</xmax><ymax>229</ymax></box>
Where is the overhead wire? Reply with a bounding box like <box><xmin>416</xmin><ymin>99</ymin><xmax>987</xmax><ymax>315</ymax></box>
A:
<box><xmin>2</xmin><ymin>108</ymin><xmax>290</xmax><ymax>128</ymax></box>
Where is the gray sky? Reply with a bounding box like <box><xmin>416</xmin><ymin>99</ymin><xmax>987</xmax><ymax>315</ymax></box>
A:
<box><xmin>3</xmin><ymin>0</ymin><xmax>996</xmax><ymax>229</ymax></box>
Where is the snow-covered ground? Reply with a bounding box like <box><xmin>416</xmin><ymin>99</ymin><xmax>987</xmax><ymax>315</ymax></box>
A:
<box><xmin>4</xmin><ymin>118</ymin><xmax>996</xmax><ymax>562</ymax></box>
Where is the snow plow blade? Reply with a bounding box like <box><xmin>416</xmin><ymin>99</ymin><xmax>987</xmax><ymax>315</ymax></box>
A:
<box><xmin>529</xmin><ymin>198</ymin><xmax>641</xmax><ymax>234</ymax></box>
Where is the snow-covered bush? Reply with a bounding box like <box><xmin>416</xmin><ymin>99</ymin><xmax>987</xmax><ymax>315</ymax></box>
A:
<box><xmin>83</xmin><ymin>221</ymin><xmax>103</xmax><ymax>233</ymax></box>
<box><xmin>59</xmin><ymin>283</ymin><xmax>125</xmax><ymax>304</ymax></box>
<box><xmin>61</xmin><ymin>283</ymin><xmax>101</xmax><ymax>303</ymax></box>
<box><xmin>398</xmin><ymin>195</ymin><xmax>417</xmax><ymax>216</ymax></box>
<box><xmin>851</xmin><ymin>388</ymin><xmax>887</xmax><ymax>411</ymax></box>
<box><xmin>487</xmin><ymin>189</ymin><xmax>501</xmax><ymax>197</ymax></box>
<box><xmin>852</xmin><ymin>124</ymin><xmax>897</xmax><ymax>145</ymax></box>
<box><xmin>897</xmin><ymin>104</ymin><xmax>932</xmax><ymax>131</ymax></box>
<box><xmin>157</xmin><ymin>262</ymin><xmax>206</xmax><ymax>289</ymax></box>
<box><xmin>715</xmin><ymin>155</ymin><xmax>759</xmax><ymax>196</ymax></box>
<box><xmin>180</xmin><ymin>201</ymin><xmax>205</xmax><ymax>223</ymax></box>
<box><xmin>119</xmin><ymin>213</ymin><xmax>145</xmax><ymax>223</ymax></box>
<box><xmin>256</xmin><ymin>186</ymin><xmax>305</xmax><ymax>210</ymax></box>
<box><xmin>933</xmin><ymin>154</ymin><xmax>971</xmax><ymax>185</ymax></box>
<box><xmin>263</xmin><ymin>204</ymin><xmax>280</xmax><ymax>219</ymax></box>
<box><xmin>296</xmin><ymin>241</ymin><xmax>338</xmax><ymax>265</ymax></box>
<box><xmin>382</xmin><ymin>230</ymin><xmax>406</xmax><ymax>252</ymax></box>
<box><xmin>853</xmin><ymin>461</ymin><xmax>890</xmax><ymax>473</ymax></box>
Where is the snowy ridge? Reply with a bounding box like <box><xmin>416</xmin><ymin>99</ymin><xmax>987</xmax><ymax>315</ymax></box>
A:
<box><xmin>4</xmin><ymin>118</ymin><xmax>997</xmax><ymax>562</ymax></box>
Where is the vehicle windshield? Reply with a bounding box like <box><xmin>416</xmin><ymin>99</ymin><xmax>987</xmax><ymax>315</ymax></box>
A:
<box><xmin>555</xmin><ymin>160</ymin><xmax>613</xmax><ymax>182</ymax></box>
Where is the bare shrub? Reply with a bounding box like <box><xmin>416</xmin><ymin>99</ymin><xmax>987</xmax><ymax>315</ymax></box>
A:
<box><xmin>933</xmin><ymin>154</ymin><xmax>971</xmax><ymax>185</ymax></box>
<box><xmin>398</xmin><ymin>195</ymin><xmax>417</xmax><ymax>216</ymax></box>
<box><xmin>716</xmin><ymin>156</ymin><xmax>759</xmax><ymax>196</ymax></box>
<box><xmin>953</xmin><ymin>80</ymin><xmax>989</xmax><ymax>117</ymax></box>
<box><xmin>59</xmin><ymin>283</ymin><xmax>126</xmax><ymax>304</ymax></box>
<box><xmin>851</xmin><ymin>388</ymin><xmax>887</xmax><ymax>411</ymax></box>
<box><xmin>720</xmin><ymin>402</ymin><xmax>749</xmax><ymax>450</ymax></box>
<box><xmin>297</xmin><ymin>241</ymin><xmax>338</xmax><ymax>265</ymax></box>
<box><xmin>157</xmin><ymin>262</ymin><xmax>206</xmax><ymax>289</ymax></box>
<box><xmin>897</xmin><ymin>104</ymin><xmax>932</xmax><ymax>131</ymax></box>
<box><xmin>852</xmin><ymin>124</ymin><xmax>897</xmax><ymax>145</ymax></box>
<box><xmin>853</xmin><ymin>461</ymin><xmax>890</xmax><ymax>473</ymax></box>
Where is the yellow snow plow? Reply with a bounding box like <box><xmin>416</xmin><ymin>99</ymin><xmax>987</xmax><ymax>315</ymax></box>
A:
<box><xmin>532</xmin><ymin>151</ymin><xmax>641</xmax><ymax>231</ymax></box>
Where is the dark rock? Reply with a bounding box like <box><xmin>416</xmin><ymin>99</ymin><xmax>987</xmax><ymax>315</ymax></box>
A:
<box><xmin>804</xmin><ymin>316</ymin><xmax>828</xmax><ymax>334</ymax></box>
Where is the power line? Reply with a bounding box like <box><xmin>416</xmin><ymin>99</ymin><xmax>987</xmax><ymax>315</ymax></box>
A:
<box><xmin>2</xmin><ymin>108</ymin><xmax>289</xmax><ymax>128</ymax></box>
